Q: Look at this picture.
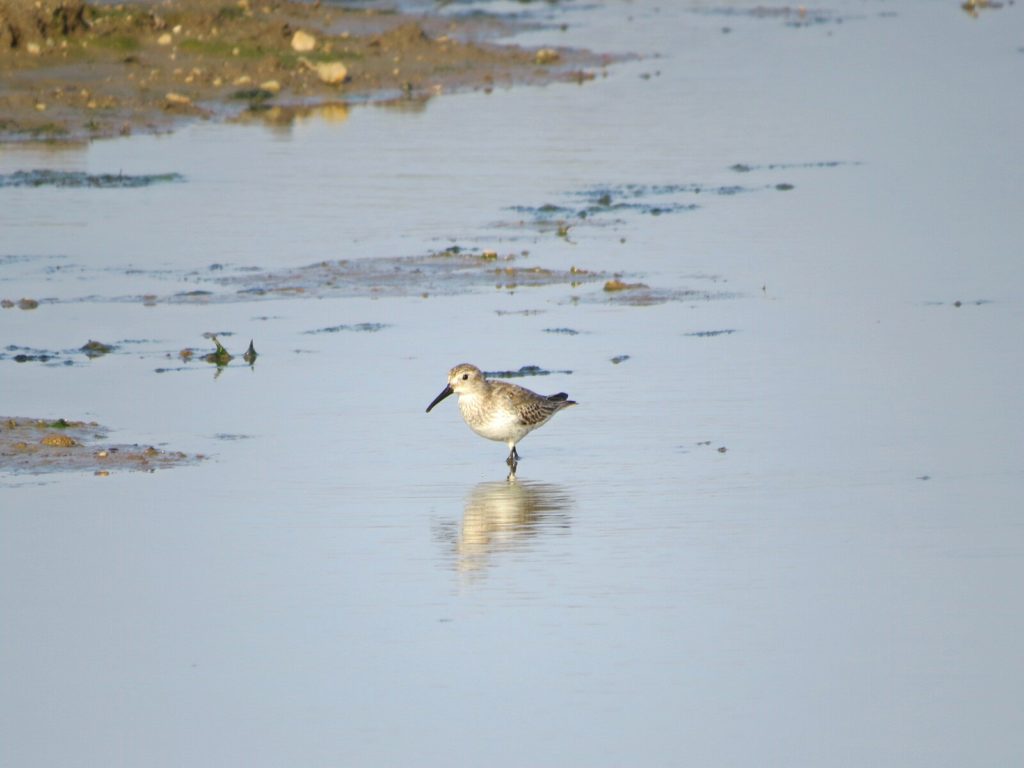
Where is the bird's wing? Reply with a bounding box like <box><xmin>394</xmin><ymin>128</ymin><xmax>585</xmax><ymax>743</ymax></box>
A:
<box><xmin>495</xmin><ymin>384</ymin><xmax>566</xmax><ymax>426</ymax></box>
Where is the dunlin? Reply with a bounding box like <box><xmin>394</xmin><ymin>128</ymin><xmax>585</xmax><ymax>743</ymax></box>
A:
<box><xmin>426</xmin><ymin>363</ymin><xmax>577</xmax><ymax>479</ymax></box>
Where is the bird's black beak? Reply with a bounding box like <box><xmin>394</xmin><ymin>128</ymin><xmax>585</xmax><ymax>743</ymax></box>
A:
<box><xmin>425</xmin><ymin>384</ymin><xmax>453</xmax><ymax>413</ymax></box>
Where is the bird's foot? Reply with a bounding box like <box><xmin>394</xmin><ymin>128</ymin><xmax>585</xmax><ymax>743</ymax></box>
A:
<box><xmin>505</xmin><ymin>448</ymin><xmax>520</xmax><ymax>479</ymax></box>
<box><xmin>505</xmin><ymin>446</ymin><xmax>520</xmax><ymax>466</ymax></box>
<box><xmin>506</xmin><ymin>446</ymin><xmax>520</xmax><ymax>480</ymax></box>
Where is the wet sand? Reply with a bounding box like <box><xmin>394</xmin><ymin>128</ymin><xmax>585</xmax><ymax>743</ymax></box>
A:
<box><xmin>0</xmin><ymin>0</ymin><xmax>603</xmax><ymax>142</ymax></box>
<box><xmin>0</xmin><ymin>416</ymin><xmax>197</xmax><ymax>474</ymax></box>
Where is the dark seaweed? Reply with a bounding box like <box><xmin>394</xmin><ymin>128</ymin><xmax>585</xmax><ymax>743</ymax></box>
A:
<box><xmin>0</xmin><ymin>170</ymin><xmax>184</xmax><ymax>189</ymax></box>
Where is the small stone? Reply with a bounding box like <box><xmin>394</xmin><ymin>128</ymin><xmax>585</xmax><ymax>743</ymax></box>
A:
<box><xmin>41</xmin><ymin>435</ymin><xmax>77</xmax><ymax>447</ymax></box>
<box><xmin>259</xmin><ymin>79</ymin><xmax>281</xmax><ymax>94</ymax></box>
<box><xmin>603</xmin><ymin>279</ymin><xmax>648</xmax><ymax>292</ymax></box>
<box><xmin>299</xmin><ymin>57</ymin><xmax>348</xmax><ymax>84</ymax></box>
<box><xmin>165</xmin><ymin>92</ymin><xmax>192</xmax><ymax>106</ymax></box>
<box><xmin>81</xmin><ymin>340</ymin><xmax>114</xmax><ymax>357</ymax></box>
<box><xmin>157</xmin><ymin>32</ymin><xmax>173</xmax><ymax>45</ymax></box>
<box><xmin>27</xmin><ymin>42</ymin><xmax>42</xmax><ymax>55</ymax></box>
<box><xmin>534</xmin><ymin>48</ymin><xmax>561</xmax><ymax>65</ymax></box>
<box><xmin>17</xmin><ymin>298</ymin><xmax>39</xmax><ymax>309</ymax></box>
<box><xmin>315</xmin><ymin>61</ymin><xmax>349</xmax><ymax>84</ymax></box>
<box><xmin>291</xmin><ymin>30</ymin><xmax>316</xmax><ymax>52</ymax></box>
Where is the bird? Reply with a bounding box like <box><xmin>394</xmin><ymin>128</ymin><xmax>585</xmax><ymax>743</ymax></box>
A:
<box><xmin>426</xmin><ymin>363</ymin><xmax>577</xmax><ymax>480</ymax></box>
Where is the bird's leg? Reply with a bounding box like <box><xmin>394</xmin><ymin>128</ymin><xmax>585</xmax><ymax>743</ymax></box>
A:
<box><xmin>505</xmin><ymin>445</ymin><xmax>519</xmax><ymax>481</ymax></box>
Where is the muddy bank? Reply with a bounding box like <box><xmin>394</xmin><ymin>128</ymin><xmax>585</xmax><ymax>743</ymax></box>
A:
<box><xmin>0</xmin><ymin>416</ymin><xmax>200</xmax><ymax>475</ymax></box>
<box><xmin>0</xmin><ymin>0</ymin><xmax>604</xmax><ymax>142</ymax></box>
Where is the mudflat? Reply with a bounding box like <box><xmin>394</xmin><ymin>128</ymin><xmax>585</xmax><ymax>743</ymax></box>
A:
<box><xmin>0</xmin><ymin>0</ymin><xmax>601</xmax><ymax>142</ymax></box>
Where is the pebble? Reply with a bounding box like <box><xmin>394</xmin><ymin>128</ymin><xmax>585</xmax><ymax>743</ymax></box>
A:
<box><xmin>41</xmin><ymin>435</ymin><xmax>77</xmax><ymax>447</ymax></box>
<box><xmin>291</xmin><ymin>30</ymin><xmax>316</xmax><ymax>52</ymax></box>
<box><xmin>534</xmin><ymin>48</ymin><xmax>561</xmax><ymax>65</ymax></box>
<box><xmin>165</xmin><ymin>92</ymin><xmax>192</xmax><ymax>106</ymax></box>
<box><xmin>157</xmin><ymin>32</ymin><xmax>172</xmax><ymax>46</ymax></box>
<box><xmin>299</xmin><ymin>57</ymin><xmax>348</xmax><ymax>85</ymax></box>
<box><xmin>603</xmin><ymin>279</ymin><xmax>648</xmax><ymax>292</ymax></box>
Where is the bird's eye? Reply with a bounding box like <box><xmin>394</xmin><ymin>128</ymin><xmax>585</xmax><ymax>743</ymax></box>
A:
<box><xmin>462</xmin><ymin>373</ymin><xmax>469</xmax><ymax>380</ymax></box>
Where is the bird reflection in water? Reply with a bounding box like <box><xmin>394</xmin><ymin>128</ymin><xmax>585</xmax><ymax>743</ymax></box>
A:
<box><xmin>445</xmin><ymin>480</ymin><xmax>573</xmax><ymax>577</ymax></box>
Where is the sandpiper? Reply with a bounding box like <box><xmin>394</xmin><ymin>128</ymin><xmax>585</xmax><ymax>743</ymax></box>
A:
<box><xmin>426</xmin><ymin>363</ymin><xmax>577</xmax><ymax>479</ymax></box>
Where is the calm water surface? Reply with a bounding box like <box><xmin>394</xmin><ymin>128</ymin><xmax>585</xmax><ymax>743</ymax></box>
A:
<box><xmin>2</xmin><ymin>1</ymin><xmax>1023</xmax><ymax>765</ymax></box>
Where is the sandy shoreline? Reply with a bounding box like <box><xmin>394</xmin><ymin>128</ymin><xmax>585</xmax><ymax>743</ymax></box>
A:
<box><xmin>0</xmin><ymin>0</ymin><xmax>606</xmax><ymax>142</ymax></box>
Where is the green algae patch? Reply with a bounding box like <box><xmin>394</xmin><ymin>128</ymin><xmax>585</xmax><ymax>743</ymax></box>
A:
<box><xmin>203</xmin><ymin>336</ymin><xmax>233</xmax><ymax>366</ymax></box>
<box><xmin>158</xmin><ymin>335</ymin><xmax>257</xmax><ymax>375</ymax></box>
<box><xmin>80</xmin><ymin>340</ymin><xmax>116</xmax><ymax>358</ymax></box>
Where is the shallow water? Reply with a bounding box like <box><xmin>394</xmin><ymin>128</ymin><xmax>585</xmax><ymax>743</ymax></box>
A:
<box><xmin>2</xmin><ymin>1</ymin><xmax>1023</xmax><ymax>765</ymax></box>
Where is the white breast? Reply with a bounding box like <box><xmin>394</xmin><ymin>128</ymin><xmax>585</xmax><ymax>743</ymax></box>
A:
<box><xmin>458</xmin><ymin>394</ymin><xmax>529</xmax><ymax>444</ymax></box>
